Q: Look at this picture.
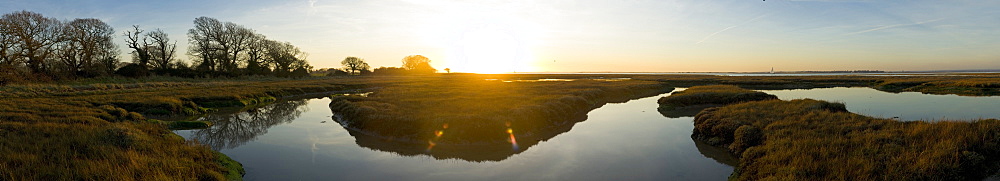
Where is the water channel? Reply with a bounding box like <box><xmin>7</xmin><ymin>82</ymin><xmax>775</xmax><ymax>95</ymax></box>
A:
<box><xmin>174</xmin><ymin>87</ymin><xmax>1000</xmax><ymax>180</ymax></box>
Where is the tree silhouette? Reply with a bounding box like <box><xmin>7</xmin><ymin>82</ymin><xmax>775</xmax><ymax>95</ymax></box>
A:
<box><xmin>59</xmin><ymin>18</ymin><xmax>118</xmax><ymax>77</ymax></box>
<box><xmin>124</xmin><ymin>25</ymin><xmax>151</xmax><ymax>68</ymax></box>
<box><xmin>401</xmin><ymin>55</ymin><xmax>435</xmax><ymax>74</ymax></box>
<box><xmin>2</xmin><ymin>11</ymin><xmax>62</xmax><ymax>75</ymax></box>
<box><xmin>341</xmin><ymin>57</ymin><xmax>369</xmax><ymax>75</ymax></box>
<box><xmin>147</xmin><ymin>29</ymin><xmax>176</xmax><ymax>71</ymax></box>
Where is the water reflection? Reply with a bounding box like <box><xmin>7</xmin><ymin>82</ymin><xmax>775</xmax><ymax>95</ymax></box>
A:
<box><xmin>333</xmin><ymin>113</ymin><xmax>583</xmax><ymax>162</ymax></box>
<box><xmin>188</xmin><ymin>100</ymin><xmax>309</xmax><ymax>150</ymax></box>
<box><xmin>693</xmin><ymin>139</ymin><xmax>738</xmax><ymax>167</ymax></box>
<box><xmin>176</xmin><ymin>93</ymin><xmax>736</xmax><ymax>180</ymax></box>
<box><xmin>658</xmin><ymin>104</ymin><xmax>716</xmax><ymax>118</ymax></box>
<box><xmin>763</xmin><ymin>87</ymin><xmax>1000</xmax><ymax>121</ymax></box>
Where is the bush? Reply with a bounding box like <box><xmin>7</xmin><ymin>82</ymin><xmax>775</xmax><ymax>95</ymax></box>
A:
<box><xmin>115</xmin><ymin>63</ymin><xmax>150</xmax><ymax>77</ymax></box>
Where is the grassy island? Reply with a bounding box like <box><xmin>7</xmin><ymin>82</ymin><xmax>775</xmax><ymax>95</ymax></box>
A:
<box><xmin>657</xmin><ymin>85</ymin><xmax>777</xmax><ymax>110</ymax></box>
<box><xmin>693</xmin><ymin>99</ymin><xmax>1000</xmax><ymax>180</ymax></box>
<box><xmin>328</xmin><ymin>75</ymin><xmax>673</xmax><ymax>161</ymax></box>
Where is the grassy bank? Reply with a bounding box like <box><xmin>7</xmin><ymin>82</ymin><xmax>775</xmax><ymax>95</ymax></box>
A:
<box><xmin>693</xmin><ymin>99</ymin><xmax>1000</xmax><ymax>180</ymax></box>
<box><xmin>0</xmin><ymin>77</ymin><xmax>364</xmax><ymax>180</ymax></box>
<box><xmin>1</xmin><ymin>73</ymin><xmax>997</xmax><ymax>178</ymax></box>
<box><xmin>631</xmin><ymin>74</ymin><xmax>1000</xmax><ymax>96</ymax></box>
<box><xmin>657</xmin><ymin>85</ymin><xmax>777</xmax><ymax>110</ymax></box>
<box><xmin>328</xmin><ymin>75</ymin><xmax>673</xmax><ymax>161</ymax></box>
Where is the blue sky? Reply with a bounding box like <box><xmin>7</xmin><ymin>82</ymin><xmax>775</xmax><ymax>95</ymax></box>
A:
<box><xmin>3</xmin><ymin>0</ymin><xmax>999</xmax><ymax>72</ymax></box>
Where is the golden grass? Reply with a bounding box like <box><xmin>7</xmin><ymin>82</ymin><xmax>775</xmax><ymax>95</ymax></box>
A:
<box><xmin>693</xmin><ymin>99</ymin><xmax>1000</xmax><ymax>180</ymax></box>
<box><xmin>328</xmin><ymin>75</ymin><xmax>673</xmax><ymax>161</ymax></box>
<box><xmin>0</xmin><ymin>73</ymin><xmax>997</xmax><ymax>178</ymax></box>
<box><xmin>657</xmin><ymin>85</ymin><xmax>777</xmax><ymax>109</ymax></box>
<box><xmin>632</xmin><ymin>74</ymin><xmax>1000</xmax><ymax>96</ymax></box>
<box><xmin>0</xmin><ymin>77</ymin><xmax>366</xmax><ymax>180</ymax></box>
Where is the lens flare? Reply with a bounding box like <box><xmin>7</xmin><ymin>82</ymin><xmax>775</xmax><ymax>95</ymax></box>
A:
<box><xmin>427</xmin><ymin>123</ymin><xmax>449</xmax><ymax>152</ymax></box>
<box><xmin>506</xmin><ymin>123</ymin><xmax>519</xmax><ymax>151</ymax></box>
<box><xmin>425</xmin><ymin>140</ymin><xmax>436</xmax><ymax>153</ymax></box>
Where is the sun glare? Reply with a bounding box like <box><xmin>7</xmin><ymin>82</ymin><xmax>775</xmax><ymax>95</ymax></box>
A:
<box><xmin>417</xmin><ymin>3</ymin><xmax>542</xmax><ymax>73</ymax></box>
<box><xmin>459</xmin><ymin>28</ymin><xmax>522</xmax><ymax>73</ymax></box>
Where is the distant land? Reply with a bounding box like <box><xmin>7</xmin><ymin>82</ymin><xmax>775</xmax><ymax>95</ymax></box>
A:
<box><xmin>511</xmin><ymin>69</ymin><xmax>1000</xmax><ymax>74</ymax></box>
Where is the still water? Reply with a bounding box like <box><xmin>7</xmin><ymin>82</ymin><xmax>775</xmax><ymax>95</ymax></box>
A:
<box><xmin>175</xmin><ymin>87</ymin><xmax>1000</xmax><ymax>180</ymax></box>
<box><xmin>762</xmin><ymin>87</ymin><xmax>1000</xmax><ymax>121</ymax></box>
<box><xmin>175</xmin><ymin>90</ymin><xmax>734</xmax><ymax>180</ymax></box>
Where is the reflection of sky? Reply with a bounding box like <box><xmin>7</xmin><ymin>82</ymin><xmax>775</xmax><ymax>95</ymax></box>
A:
<box><xmin>179</xmin><ymin>93</ymin><xmax>734</xmax><ymax>180</ymax></box>
<box><xmin>763</xmin><ymin>87</ymin><xmax>1000</xmax><ymax>121</ymax></box>
<box><xmin>170</xmin><ymin>87</ymin><xmax>1000</xmax><ymax>180</ymax></box>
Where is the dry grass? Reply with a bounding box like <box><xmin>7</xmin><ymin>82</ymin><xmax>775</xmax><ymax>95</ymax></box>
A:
<box><xmin>657</xmin><ymin>85</ymin><xmax>777</xmax><ymax>110</ymax></box>
<box><xmin>328</xmin><ymin>75</ymin><xmax>673</xmax><ymax>161</ymax></box>
<box><xmin>693</xmin><ymin>99</ymin><xmax>1000</xmax><ymax>180</ymax></box>
<box><xmin>0</xmin><ymin>77</ymin><xmax>365</xmax><ymax>180</ymax></box>
<box><xmin>0</xmin><ymin>73</ymin><xmax>997</xmax><ymax>178</ymax></box>
<box><xmin>632</xmin><ymin>74</ymin><xmax>1000</xmax><ymax>96</ymax></box>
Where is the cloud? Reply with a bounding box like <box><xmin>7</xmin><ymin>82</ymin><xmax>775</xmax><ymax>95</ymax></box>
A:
<box><xmin>696</xmin><ymin>13</ymin><xmax>770</xmax><ymax>44</ymax></box>
<box><xmin>844</xmin><ymin>18</ymin><xmax>944</xmax><ymax>35</ymax></box>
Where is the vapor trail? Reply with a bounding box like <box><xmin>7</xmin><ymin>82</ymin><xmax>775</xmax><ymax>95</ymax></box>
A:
<box><xmin>696</xmin><ymin>13</ymin><xmax>770</xmax><ymax>44</ymax></box>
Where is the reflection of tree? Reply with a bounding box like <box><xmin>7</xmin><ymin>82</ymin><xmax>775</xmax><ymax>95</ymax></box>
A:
<box><xmin>693</xmin><ymin>139</ymin><xmax>738</xmax><ymax>167</ymax></box>
<box><xmin>331</xmin><ymin>104</ymin><xmax>589</xmax><ymax>162</ymax></box>
<box><xmin>192</xmin><ymin>100</ymin><xmax>309</xmax><ymax>150</ymax></box>
<box><xmin>657</xmin><ymin>105</ymin><xmax>716</xmax><ymax>118</ymax></box>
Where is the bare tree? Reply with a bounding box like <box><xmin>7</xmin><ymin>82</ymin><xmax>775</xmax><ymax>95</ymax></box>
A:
<box><xmin>188</xmin><ymin>17</ymin><xmax>224</xmax><ymax>72</ymax></box>
<box><xmin>244</xmin><ymin>33</ymin><xmax>269</xmax><ymax>75</ymax></box>
<box><xmin>2</xmin><ymin>11</ymin><xmax>62</xmax><ymax>74</ymax></box>
<box><xmin>124</xmin><ymin>25</ymin><xmax>151</xmax><ymax>67</ymax></box>
<box><xmin>341</xmin><ymin>57</ymin><xmax>368</xmax><ymax>75</ymax></box>
<box><xmin>0</xmin><ymin>17</ymin><xmax>14</xmax><ymax>66</ymax></box>
<box><xmin>265</xmin><ymin>40</ymin><xmax>309</xmax><ymax>75</ymax></box>
<box><xmin>147</xmin><ymin>29</ymin><xmax>176</xmax><ymax>70</ymax></box>
<box><xmin>58</xmin><ymin>18</ymin><xmax>117</xmax><ymax>77</ymax></box>
<box><xmin>402</xmin><ymin>55</ymin><xmax>435</xmax><ymax>73</ymax></box>
<box><xmin>221</xmin><ymin>22</ymin><xmax>255</xmax><ymax>72</ymax></box>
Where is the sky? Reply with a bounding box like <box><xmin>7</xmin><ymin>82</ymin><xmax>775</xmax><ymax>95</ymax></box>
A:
<box><xmin>3</xmin><ymin>0</ymin><xmax>1000</xmax><ymax>73</ymax></box>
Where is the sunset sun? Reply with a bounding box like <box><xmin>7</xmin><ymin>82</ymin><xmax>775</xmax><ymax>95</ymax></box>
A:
<box><xmin>457</xmin><ymin>27</ymin><xmax>521</xmax><ymax>73</ymax></box>
<box><xmin>416</xmin><ymin>3</ymin><xmax>541</xmax><ymax>73</ymax></box>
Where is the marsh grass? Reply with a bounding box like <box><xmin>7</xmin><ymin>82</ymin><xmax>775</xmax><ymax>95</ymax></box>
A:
<box><xmin>0</xmin><ymin>77</ymin><xmax>363</xmax><ymax>180</ymax></box>
<box><xmin>633</xmin><ymin>74</ymin><xmax>1000</xmax><ymax>96</ymax></box>
<box><xmin>1</xmin><ymin>73</ymin><xmax>997</xmax><ymax>178</ymax></box>
<box><xmin>657</xmin><ymin>85</ymin><xmax>777</xmax><ymax>110</ymax></box>
<box><xmin>328</xmin><ymin>75</ymin><xmax>673</xmax><ymax>160</ymax></box>
<box><xmin>693</xmin><ymin>99</ymin><xmax>1000</xmax><ymax>180</ymax></box>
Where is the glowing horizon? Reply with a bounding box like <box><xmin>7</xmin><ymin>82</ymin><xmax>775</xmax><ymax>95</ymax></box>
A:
<box><xmin>4</xmin><ymin>0</ymin><xmax>1000</xmax><ymax>73</ymax></box>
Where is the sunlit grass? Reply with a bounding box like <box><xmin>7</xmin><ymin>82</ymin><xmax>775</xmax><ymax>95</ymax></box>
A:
<box><xmin>328</xmin><ymin>75</ymin><xmax>673</xmax><ymax>159</ymax></box>
<box><xmin>0</xmin><ymin>77</ymin><xmax>362</xmax><ymax>180</ymax></box>
<box><xmin>1</xmin><ymin>73</ymin><xmax>997</xmax><ymax>178</ymax></box>
<box><xmin>657</xmin><ymin>85</ymin><xmax>777</xmax><ymax>110</ymax></box>
<box><xmin>694</xmin><ymin>99</ymin><xmax>1000</xmax><ymax>180</ymax></box>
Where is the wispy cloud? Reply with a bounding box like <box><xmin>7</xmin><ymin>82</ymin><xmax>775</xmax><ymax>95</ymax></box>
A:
<box><xmin>696</xmin><ymin>13</ymin><xmax>770</xmax><ymax>44</ymax></box>
<box><xmin>844</xmin><ymin>18</ymin><xmax>945</xmax><ymax>35</ymax></box>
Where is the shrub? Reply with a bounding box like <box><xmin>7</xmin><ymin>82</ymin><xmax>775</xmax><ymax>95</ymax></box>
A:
<box><xmin>114</xmin><ymin>63</ymin><xmax>150</xmax><ymax>77</ymax></box>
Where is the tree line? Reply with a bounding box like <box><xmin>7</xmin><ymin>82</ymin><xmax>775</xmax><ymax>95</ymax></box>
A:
<box><xmin>0</xmin><ymin>11</ymin><xmax>312</xmax><ymax>85</ymax></box>
<box><xmin>318</xmin><ymin>54</ymin><xmax>440</xmax><ymax>76</ymax></box>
